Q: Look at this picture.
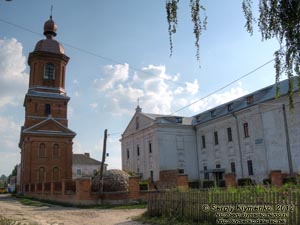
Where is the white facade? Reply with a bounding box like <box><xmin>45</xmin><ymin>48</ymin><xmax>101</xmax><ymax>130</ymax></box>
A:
<box><xmin>121</xmin><ymin>79</ymin><xmax>300</xmax><ymax>184</ymax></box>
<box><xmin>72</xmin><ymin>153</ymin><xmax>107</xmax><ymax>179</ymax></box>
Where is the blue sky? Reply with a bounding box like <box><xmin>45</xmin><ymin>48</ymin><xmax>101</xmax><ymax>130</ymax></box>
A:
<box><xmin>0</xmin><ymin>1</ymin><xmax>280</xmax><ymax>176</ymax></box>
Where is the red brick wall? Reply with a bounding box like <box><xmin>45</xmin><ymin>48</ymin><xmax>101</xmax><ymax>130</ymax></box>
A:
<box><xmin>270</xmin><ymin>170</ymin><xmax>282</xmax><ymax>187</ymax></box>
<box><xmin>225</xmin><ymin>173</ymin><xmax>236</xmax><ymax>188</ymax></box>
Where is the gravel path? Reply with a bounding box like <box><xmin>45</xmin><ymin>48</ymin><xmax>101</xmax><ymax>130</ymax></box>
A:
<box><xmin>0</xmin><ymin>194</ymin><xmax>147</xmax><ymax>225</ymax></box>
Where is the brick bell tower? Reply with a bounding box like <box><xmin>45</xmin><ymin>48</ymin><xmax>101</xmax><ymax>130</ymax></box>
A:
<box><xmin>19</xmin><ymin>16</ymin><xmax>76</xmax><ymax>192</ymax></box>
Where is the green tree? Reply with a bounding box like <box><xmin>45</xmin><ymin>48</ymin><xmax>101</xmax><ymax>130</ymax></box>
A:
<box><xmin>166</xmin><ymin>0</ymin><xmax>300</xmax><ymax>108</ymax></box>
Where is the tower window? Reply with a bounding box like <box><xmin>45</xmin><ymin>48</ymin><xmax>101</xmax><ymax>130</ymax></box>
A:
<box><xmin>39</xmin><ymin>143</ymin><xmax>46</xmax><ymax>158</ymax></box>
<box><xmin>53</xmin><ymin>167</ymin><xmax>59</xmax><ymax>180</ymax></box>
<box><xmin>44</xmin><ymin>63</ymin><xmax>55</xmax><ymax>80</ymax></box>
<box><xmin>45</xmin><ymin>104</ymin><xmax>51</xmax><ymax>116</ymax></box>
<box><xmin>53</xmin><ymin>144</ymin><xmax>59</xmax><ymax>159</ymax></box>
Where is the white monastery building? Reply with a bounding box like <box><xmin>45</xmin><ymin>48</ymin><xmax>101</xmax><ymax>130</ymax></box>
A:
<box><xmin>121</xmin><ymin>79</ymin><xmax>300</xmax><ymax>185</ymax></box>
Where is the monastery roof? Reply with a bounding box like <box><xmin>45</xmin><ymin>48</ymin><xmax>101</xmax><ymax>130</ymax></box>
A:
<box><xmin>193</xmin><ymin>78</ymin><xmax>299</xmax><ymax>125</ymax></box>
<box><xmin>142</xmin><ymin>113</ymin><xmax>193</xmax><ymax>125</ymax></box>
<box><xmin>72</xmin><ymin>154</ymin><xmax>103</xmax><ymax>165</ymax></box>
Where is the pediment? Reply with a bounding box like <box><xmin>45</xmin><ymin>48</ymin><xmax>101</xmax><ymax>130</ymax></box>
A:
<box><xmin>122</xmin><ymin>112</ymin><xmax>156</xmax><ymax>137</ymax></box>
<box><xmin>22</xmin><ymin>117</ymin><xmax>76</xmax><ymax>136</ymax></box>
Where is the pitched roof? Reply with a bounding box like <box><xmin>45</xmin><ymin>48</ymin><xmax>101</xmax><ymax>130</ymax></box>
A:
<box><xmin>193</xmin><ymin>77</ymin><xmax>299</xmax><ymax>125</ymax></box>
<box><xmin>72</xmin><ymin>154</ymin><xmax>102</xmax><ymax>165</ymax></box>
<box><xmin>142</xmin><ymin>113</ymin><xmax>193</xmax><ymax>125</ymax></box>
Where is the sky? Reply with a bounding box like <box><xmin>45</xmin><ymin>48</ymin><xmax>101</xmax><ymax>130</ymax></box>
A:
<box><xmin>0</xmin><ymin>1</ymin><xmax>281</xmax><ymax>176</ymax></box>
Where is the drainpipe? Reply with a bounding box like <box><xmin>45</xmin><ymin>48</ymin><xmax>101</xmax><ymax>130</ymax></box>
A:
<box><xmin>282</xmin><ymin>104</ymin><xmax>293</xmax><ymax>177</ymax></box>
<box><xmin>232</xmin><ymin>113</ymin><xmax>244</xmax><ymax>178</ymax></box>
<box><xmin>193</xmin><ymin>126</ymin><xmax>201</xmax><ymax>183</ymax></box>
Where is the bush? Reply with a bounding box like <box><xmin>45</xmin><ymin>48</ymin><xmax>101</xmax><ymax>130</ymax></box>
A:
<box><xmin>237</xmin><ymin>178</ymin><xmax>253</xmax><ymax>186</ymax></box>
<box><xmin>218</xmin><ymin>180</ymin><xmax>225</xmax><ymax>188</ymax></box>
<box><xmin>202</xmin><ymin>180</ymin><xmax>214</xmax><ymax>188</ymax></box>
<box><xmin>282</xmin><ymin>177</ymin><xmax>297</xmax><ymax>185</ymax></box>
<box><xmin>263</xmin><ymin>178</ymin><xmax>271</xmax><ymax>185</ymax></box>
<box><xmin>139</xmin><ymin>180</ymin><xmax>148</xmax><ymax>191</ymax></box>
<box><xmin>188</xmin><ymin>181</ymin><xmax>199</xmax><ymax>189</ymax></box>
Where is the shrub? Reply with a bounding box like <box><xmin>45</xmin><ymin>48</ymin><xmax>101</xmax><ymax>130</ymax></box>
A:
<box><xmin>263</xmin><ymin>178</ymin><xmax>271</xmax><ymax>185</ymax></box>
<box><xmin>218</xmin><ymin>180</ymin><xmax>225</xmax><ymax>188</ymax></box>
<box><xmin>139</xmin><ymin>180</ymin><xmax>148</xmax><ymax>191</ymax></box>
<box><xmin>202</xmin><ymin>180</ymin><xmax>214</xmax><ymax>188</ymax></box>
<box><xmin>282</xmin><ymin>177</ymin><xmax>297</xmax><ymax>185</ymax></box>
<box><xmin>237</xmin><ymin>178</ymin><xmax>253</xmax><ymax>186</ymax></box>
<box><xmin>188</xmin><ymin>181</ymin><xmax>199</xmax><ymax>189</ymax></box>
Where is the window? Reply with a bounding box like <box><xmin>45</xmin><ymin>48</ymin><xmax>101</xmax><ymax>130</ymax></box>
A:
<box><xmin>126</xmin><ymin>149</ymin><xmax>130</xmax><ymax>159</ymax></box>
<box><xmin>246</xmin><ymin>95</ymin><xmax>253</xmax><ymax>104</ymax></box>
<box><xmin>231</xmin><ymin>162</ymin><xmax>236</xmax><ymax>173</ymax></box>
<box><xmin>247</xmin><ymin>160</ymin><xmax>254</xmax><ymax>175</ymax></box>
<box><xmin>178</xmin><ymin>169</ymin><xmax>184</xmax><ymax>174</ymax></box>
<box><xmin>243</xmin><ymin>122</ymin><xmax>250</xmax><ymax>137</ymax></box>
<box><xmin>214</xmin><ymin>131</ymin><xmax>219</xmax><ymax>145</ymax></box>
<box><xmin>149</xmin><ymin>142</ymin><xmax>152</xmax><ymax>153</ymax></box>
<box><xmin>204</xmin><ymin>166</ymin><xmax>209</xmax><ymax>180</ymax></box>
<box><xmin>201</xmin><ymin>135</ymin><xmax>206</xmax><ymax>149</ymax></box>
<box><xmin>39</xmin><ymin>143</ymin><xmax>46</xmax><ymax>158</ymax></box>
<box><xmin>227</xmin><ymin>127</ymin><xmax>233</xmax><ymax>142</ymax></box>
<box><xmin>38</xmin><ymin>167</ymin><xmax>45</xmax><ymax>182</ymax></box>
<box><xmin>137</xmin><ymin>146</ymin><xmax>140</xmax><ymax>156</ymax></box>
<box><xmin>44</xmin><ymin>63</ymin><xmax>55</xmax><ymax>80</ymax></box>
<box><xmin>53</xmin><ymin>144</ymin><xmax>59</xmax><ymax>159</ymax></box>
<box><xmin>136</xmin><ymin>116</ymin><xmax>139</xmax><ymax>130</ymax></box>
<box><xmin>210</xmin><ymin>110</ymin><xmax>216</xmax><ymax>117</ymax></box>
<box><xmin>45</xmin><ymin>104</ymin><xmax>51</xmax><ymax>116</ymax></box>
<box><xmin>34</xmin><ymin>103</ymin><xmax>38</xmax><ymax>113</ymax></box>
<box><xmin>53</xmin><ymin>167</ymin><xmax>59</xmax><ymax>180</ymax></box>
<box><xmin>77</xmin><ymin>169</ymin><xmax>82</xmax><ymax>176</ymax></box>
<box><xmin>227</xmin><ymin>103</ymin><xmax>233</xmax><ymax>111</ymax></box>
<box><xmin>216</xmin><ymin>164</ymin><xmax>221</xmax><ymax>168</ymax></box>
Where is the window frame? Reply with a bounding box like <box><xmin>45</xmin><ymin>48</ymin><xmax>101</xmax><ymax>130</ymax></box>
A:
<box><xmin>201</xmin><ymin>135</ymin><xmax>206</xmax><ymax>149</ymax></box>
<box><xmin>243</xmin><ymin>122</ymin><xmax>250</xmax><ymax>138</ymax></box>
<box><xmin>44</xmin><ymin>63</ymin><xmax>55</xmax><ymax>80</ymax></box>
<box><xmin>214</xmin><ymin>131</ymin><xmax>219</xmax><ymax>145</ymax></box>
<box><xmin>227</xmin><ymin>127</ymin><xmax>233</xmax><ymax>142</ymax></box>
<box><xmin>247</xmin><ymin>160</ymin><xmax>254</xmax><ymax>176</ymax></box>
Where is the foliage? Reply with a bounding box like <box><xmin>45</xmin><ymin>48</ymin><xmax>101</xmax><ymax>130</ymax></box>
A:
<box><xmin>263</xmin><ymin>178</ymin><xmax>271</xmax><ymax>185</ymax></box>
<box><xmin>166</xmin><ymin>0</ymin><xmax>207</xmax><ymax>61</ymax></box>
<box><xmin>139</xmin><ymin>180</ymin><xmax>149</xmax><ymax>191</ymax></box>
<box><xmin>282</xmin><ymin>176</ymin><xmax>297</xmax><ymax>185</ymax></box>
<box><xmin>166</xmin><ymin>0</ymin><xmax>300</xmax><ymax>107</ymax></box>
<box><xmin>202</xmin><ymin>180</ymin><xmax>214</xmax><ymax>188</ymax></box>
<box><xmin>242</xmin><ymin>0</ymin><xmax>300</xmax><ymax>108</ymax></box>
<box><xmin>237</xmin><ymin>178</ymin><xmax>253</xmax><ymax>186</ymax></box>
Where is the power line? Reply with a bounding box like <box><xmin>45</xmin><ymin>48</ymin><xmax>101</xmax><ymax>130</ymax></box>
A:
<box><xmin>170</xmin><ymin>58</ymin><xmax>276</xmax><ymax>115</ymax></box>
<box><xmin>0</xmin><ymin>17</ymin><xmax>200</xmax><ymax>91</ymax></box>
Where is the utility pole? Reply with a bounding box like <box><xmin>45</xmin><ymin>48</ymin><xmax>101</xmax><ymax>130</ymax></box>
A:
<box><xmin>282</xmin><ymin>104</ymin><xmax>293</xmax><ymax>177</ymax></box>
<box><xmin>98</xmin><ymin>129</ymin><xmax>108</xmax><ymax>195</ymax></box>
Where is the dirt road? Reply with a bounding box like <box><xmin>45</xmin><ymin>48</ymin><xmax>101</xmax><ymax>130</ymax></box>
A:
<box><xmin>0</xmin><ymin>194</ymin><xmax>147</xmax><ymax>225</ymax></box>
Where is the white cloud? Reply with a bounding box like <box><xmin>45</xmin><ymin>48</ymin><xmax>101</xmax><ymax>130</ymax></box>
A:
<box><xmin>188</xmin><ymin>82</ymin><xmax>248</xmax><ymax>113</ymax></box>
<box><xmin>0</xmin><ymin>116</ymin><xmax>22</xmax><ymax>175</ymax></box>
<box><xmin>94</xmin><ymin>63</ymin><xmax>129</xmax><ymax>91</ymax></box>
<box><xmin>94</xmin><ymin>63</ymin><xmax>249</xmax><ymax>117</ymax></box>
<box><xmin>89</xmin><ymin>102</ymin><xmax>98</xmax><ymax>110</ymax></box>
<box><xmin>0</xmin><ymin>38</ymin><xmax>28</xmax><ymax>108</ymax></box>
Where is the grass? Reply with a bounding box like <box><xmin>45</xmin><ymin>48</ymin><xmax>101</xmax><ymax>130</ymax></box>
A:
<box><xmin>15</xmin><ymin>194</ymin><xmax>147</xmax><ymax>209</ymax></box>
<box><xmin>134</xmin><ymin>212</ymin><xmax>213</xmax><ymax>225</ymax></box>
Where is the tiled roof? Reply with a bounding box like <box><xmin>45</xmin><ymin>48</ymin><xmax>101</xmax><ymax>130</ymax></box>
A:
<box><xmin>72</xmin><ymin>154</ymin><xmax>102</xmax><ymax>165</ymax></box>
<box><xmin>193</xmin><ymin>78</ymin><xmax>299</xmax><ymax>125</ymax></box>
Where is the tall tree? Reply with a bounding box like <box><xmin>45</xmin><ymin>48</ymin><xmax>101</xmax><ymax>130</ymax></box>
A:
<box><xmin>166</xmin><ymin>0</ymin><xmax>300</xmax><ymax>108</ymax></box>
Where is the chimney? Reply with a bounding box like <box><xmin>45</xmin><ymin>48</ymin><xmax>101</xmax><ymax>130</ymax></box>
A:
<box><xmin>84</xmin><ymin>153</ymin><xmax>90</xmax><ymax>158</ymax></box>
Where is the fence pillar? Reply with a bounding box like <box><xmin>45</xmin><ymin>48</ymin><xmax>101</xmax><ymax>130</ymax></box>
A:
<box><xmin>225</xmin><ymin>173</ymin><xmax>236</xmax><ymax>188</ymax></box>
<box><xmin>270</xmin><ymin>170</ymin><xmax>282</xmax><ymax>187</ymax></box>
<box><xmin>75</xmin><ymin>178</ymin><xmax>91</xmax><ymax>200</ymax></box>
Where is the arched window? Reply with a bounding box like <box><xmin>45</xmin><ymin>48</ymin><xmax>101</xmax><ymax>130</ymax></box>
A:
<box><xmin>39</xmin><ymin>143</ymin><xmax>46</xmax><ymax>158</ymax></box>
<box><xmin>44</xmin><ymin>63</ymin><xmax>55</xmax><ymax>80</ymax></box>
<box><xmin>53</xmin><ymin>167</ymin><xmax>59</xmax><ymax>180</ymax></box>
<box><xmin>38</xmin><ymin>167</ymin><xmax>45</xmax><ymax>182</ymax></box>
<box><xmin>53</xmin><ymin>144</ymin><xmax>59</xmax><ymax>159</ymax></box>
